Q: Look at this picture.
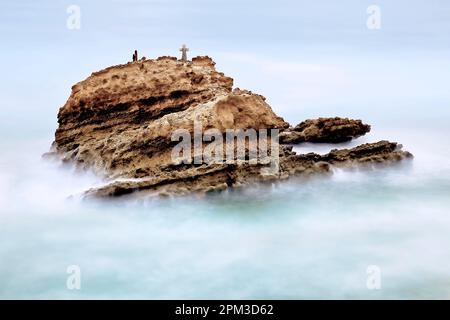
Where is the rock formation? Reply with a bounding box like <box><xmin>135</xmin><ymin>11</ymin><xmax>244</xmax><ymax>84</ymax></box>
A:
<box><xmin>47</xmin><ymin>55</ymin><xmax>412</xmax><ymax>198</ymax></box>
<box><xmin>280</xmin><ymin>117</ymin><xmax>371</xmax><ymax>144</ymax></box>
<box><xmin>84</xmin><ymin>140</ymin><xmax>411</xmax><ymax>198</ymax></box>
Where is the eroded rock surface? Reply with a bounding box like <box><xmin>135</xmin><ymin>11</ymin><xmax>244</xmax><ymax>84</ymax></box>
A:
<box><xmin>85</xmin><ymin>140</ymin><xmax>412</xmax><ymax>199</ymax></box>
<box><xmin>280</xmin><ymin>117</ymin><xmax>371</xmax><ymax>144</ymax></box>
<box><xmin>48</xmin><ymin>56</ymin><xmax>412</xmax><ymax>198</ymax></box>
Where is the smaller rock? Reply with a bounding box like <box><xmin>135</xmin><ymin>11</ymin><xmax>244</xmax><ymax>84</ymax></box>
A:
<box><xmin>321</xmin><ymin>140</ymin><xmax>413</xmax><ymax>165</ymax></box>
<box><xmin>280</xmin><ymin>117</ymin><xmax>371</xmax><ymax>144</ymax></box>
<box><xmin>279</xmin><ymin>130</ymin><xmax>304</xmax><ymax>144</ymax></box>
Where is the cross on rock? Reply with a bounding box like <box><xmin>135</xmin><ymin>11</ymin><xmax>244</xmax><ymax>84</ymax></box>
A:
<box><xmin>180</xmin><ymin>44</ymin><xmax>189</xmax><ymax>62</ymax></box>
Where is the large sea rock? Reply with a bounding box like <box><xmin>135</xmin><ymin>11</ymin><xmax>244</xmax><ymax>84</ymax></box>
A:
<box><xmin>47</xmin><ymin>55</ymin><xmax>412</xmax><ymax>198</ymax></box>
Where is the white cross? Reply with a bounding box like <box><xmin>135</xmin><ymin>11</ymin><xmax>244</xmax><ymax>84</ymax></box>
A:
<box><xmin>180</xmin><ymin>44</ymin><xmax>189</xmax><ymax>62</ymax></box>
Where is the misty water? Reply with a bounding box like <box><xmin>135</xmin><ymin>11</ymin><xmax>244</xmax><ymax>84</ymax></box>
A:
<box><xmin>1</xmin><ymin>120</ymin><xmax>450</xmax><ymax>299</ymax></box>
<box><xmin>1</xmin><ymin>0</ymin><xmax>450</xmax><ymax>300</ymax></box>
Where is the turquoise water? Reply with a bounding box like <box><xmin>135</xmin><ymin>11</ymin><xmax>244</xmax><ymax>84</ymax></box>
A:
<box><xmin>1</xmin><ymin>125</ymin><xmax>450</xmax><ymax>299</ymax></box>
<box><xmin>1</xmin><ymin>0</ymin><xmax>450</xmax><ymax>300</ymax></box>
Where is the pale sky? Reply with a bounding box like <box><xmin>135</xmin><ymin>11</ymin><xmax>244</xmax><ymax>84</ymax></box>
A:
<box><xmin>1</xmin><ymin>0</ymin><xmax>450</xmax><ymax>139</ymax></box>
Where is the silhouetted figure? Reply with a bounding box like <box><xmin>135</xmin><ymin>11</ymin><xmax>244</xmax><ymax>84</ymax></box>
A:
<box><xmin>180</xmin><ymin>44</ymin><xmax>189</xmax><ymax>62</ymax></box>
<box><xmin>132</xmin><ymin>50</ymin><xmax>138</xmax><ymax>62</ymax></box>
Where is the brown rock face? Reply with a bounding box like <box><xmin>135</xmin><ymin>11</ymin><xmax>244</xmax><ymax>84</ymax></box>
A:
<box><xmin>54</xmin><ymin>56</ymin><xmax>287</xmax><ymax>178</ymax></box>
<box><xmin>49</xmin><ymin>56</ymin><xmax>412</xmax><ymax>198</ymax></box>
<box><xmin>280</xmin><ymin>117</ymin><xmax>371</xmax><ymax>144</ymax></box>
<box><xmin>85</xmin><ymin>140</ymin><xmax>412</xmax><ymax>198</ymax></box>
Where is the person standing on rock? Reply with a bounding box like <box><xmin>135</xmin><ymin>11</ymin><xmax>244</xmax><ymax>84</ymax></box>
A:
<box><xmin>180</xmin><ymin>44</ymin><xmax>189</xmax><ymax>62</ymax></box>
<box><xmin>132</xmin><ymin>50</ymin><xmax>138</xmax><ymax>62</ymax></box>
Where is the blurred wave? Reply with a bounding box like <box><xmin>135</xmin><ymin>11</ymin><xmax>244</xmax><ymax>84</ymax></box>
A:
<box><xmin>0</xmin><ymin>125</ymin><xmax>449</xmax><ymax>299</ymax></box>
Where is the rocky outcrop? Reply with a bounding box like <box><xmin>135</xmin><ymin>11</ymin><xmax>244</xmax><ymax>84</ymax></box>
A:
<box><xmin>53</xmin><ymin>56</ymin><xmax>288</xmax><ymax>179</ymax></box>
<box><xmin>85</xmin><ymin>140</ymin><xmax>412</xmax><ymax>198</ymax></box>
<box><xmin>48</xmin><ymin>55</ymin><xmax>412</xmax><ymax>199</ymax></box>
<box><xmin>280</xmin><ymin>117</ymin><xmax>371</xmax><ymax>144</ymax></box>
